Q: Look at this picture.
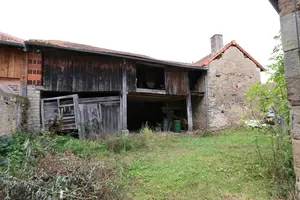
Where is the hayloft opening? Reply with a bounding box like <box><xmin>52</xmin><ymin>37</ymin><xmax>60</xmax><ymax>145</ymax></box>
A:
<box><xmin>136</xmin><ymin>64</ymin><xmax>165</xmax><ymax>90</ymax></box>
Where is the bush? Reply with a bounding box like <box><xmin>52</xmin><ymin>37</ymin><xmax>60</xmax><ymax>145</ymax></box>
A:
<box><xmin>0</xmin><ymin>154</ymin><xmax>125</xmax><ymax>199</ymax></box>
<box><xmin>0</xmin><ymin>132</ymin><xmax>126</xmax><ymax>199</ymax></box>
<box><xmin>106</xmin><ymin>123</ymin><xmax>153</xmax><ymax>154</ymax></box>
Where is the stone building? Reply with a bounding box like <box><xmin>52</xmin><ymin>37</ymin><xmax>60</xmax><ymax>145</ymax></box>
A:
<box><xmin>269</xmin><ymin>0</ymin><xmax>300</xmax><ymax>198</ymax></box>
<box><xmin>193</xmin><ymin>35</ymin><xmax>264</xmax><ymax>130</ymax></box>
<box><xmin>0</xmin><ymin>31</ymin><xmax>264</xmax><ymax>136</ymax></box>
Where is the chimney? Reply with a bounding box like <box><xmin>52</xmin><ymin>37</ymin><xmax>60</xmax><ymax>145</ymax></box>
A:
<box><xmin>210</xmin><ymin>34</ymin><xmax>223</xmax><ymax>54</ymax></box>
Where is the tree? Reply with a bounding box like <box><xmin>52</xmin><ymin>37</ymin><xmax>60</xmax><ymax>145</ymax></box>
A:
<box><xmin>245</xmin><ymin>34</ymin><xmax>289</xmax><ymax>127</ymax></box>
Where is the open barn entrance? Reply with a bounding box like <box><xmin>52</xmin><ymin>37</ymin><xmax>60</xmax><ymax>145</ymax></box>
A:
<box><xmin>127</xmin><ymin>93</ymin><xmax>187</xmax><ymax>132</ymax></box>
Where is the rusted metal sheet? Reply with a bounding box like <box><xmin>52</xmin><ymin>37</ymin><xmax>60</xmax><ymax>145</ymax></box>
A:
<box><xmin>165</xmin><ymin>67</ymin><xmax>189</xmax><ymax>96</ymax></box>
<box><xmin>43</xmin><ymin>50</ymin><xmax>122</xmax><ymax>92</ymax></box>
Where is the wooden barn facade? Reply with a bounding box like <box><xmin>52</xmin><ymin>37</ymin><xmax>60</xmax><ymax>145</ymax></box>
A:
<box><xmin>25</xmin><ymin>40</ymin><xmax>208</xmax><ymax>138</ymax></box>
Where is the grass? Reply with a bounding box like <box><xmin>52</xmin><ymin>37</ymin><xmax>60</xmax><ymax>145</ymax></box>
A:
<box><xmin>1</xmin><ymin>129</ymin><xmax>289</xmax><ymax>199</ymax></box>
<box><xmin>119</xmin><ymin>130</ymin><xmax>277</xmax><ymax>199</ymax></box>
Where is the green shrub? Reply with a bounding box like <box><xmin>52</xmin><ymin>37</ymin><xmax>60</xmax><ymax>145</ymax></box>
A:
<box><xmin>139</xmin><ymin>122</ymin><xmax>153</xmax><ymax>137</ymax></box>
<box><xmin>202</xmin><ymin>129</ymin><xmax>212</xmax><ymax>137</ymax></box>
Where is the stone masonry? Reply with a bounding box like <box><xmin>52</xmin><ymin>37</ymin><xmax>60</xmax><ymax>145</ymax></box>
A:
<box><xmin>206</xmin><ymin>46</ymin><xmax>261</xmax><ymax>130</ymax></box>
<box><xmin>0</xmin><ymin>94</ymin><xmax>18</xmax><ymax>136</ymax></box>
<box><xmin>27</xmin><ymin>85</ymin><xmax>41</xmax><ymax>132</ymax></box>
<box><xmin>278</xmin><ymin>0</ymin><xmax>300</xmax><ymax>198</ymax></box>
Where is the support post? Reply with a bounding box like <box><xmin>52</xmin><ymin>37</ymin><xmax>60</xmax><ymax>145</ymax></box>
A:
<box><xmin>20</xmin><ymin>52</ymin><xmax>28</xmax><ymax>97</ymax></box>
<box><xmin>205</xmin><ymin>72</ymin><xmax>209</xmax><ymax>130</ymax></box>
<box><xmin>186</xmin><ymin>89</ymin><xmax>193</xmax><ymax>132</ymax></box>
<box><xmin>121</xmin><ymin>59</ymin><xmax>128</xmax><ymax>134</ymax></box>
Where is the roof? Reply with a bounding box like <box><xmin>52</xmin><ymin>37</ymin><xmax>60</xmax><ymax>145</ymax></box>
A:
<box><xmin>194</xmin><ymin>40</ymin><xmax>265</xmax><ymax>71</ymax></box>
<box><xmin>0</xmin><ymin>31</ymin><xmax>24</xmax><ymax>47</ymax></box>
<box><xmin>26</xmin><ymin>39</ymin><xmax>206</xmax><ymax>70</ymax></box>
<box><xmin>269</xmin><ymin>0</ymin><xmax>280</xmax><ymax>13</ymax></box>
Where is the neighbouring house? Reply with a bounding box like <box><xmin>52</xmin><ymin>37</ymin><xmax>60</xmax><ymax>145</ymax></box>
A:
<box><xmin>193</xmin><ymin>34</ymin><xmax>264</xmax><ymax>130</ymax></box>
<box><xmin>0</xmin><ymin>31</ymin><xmax>264</xmax><ymax>138</ymax></box>
<box><xmin>269</xmin><ymin>0</ymin><xmax>300</xmax><ymax>198</ymax></box>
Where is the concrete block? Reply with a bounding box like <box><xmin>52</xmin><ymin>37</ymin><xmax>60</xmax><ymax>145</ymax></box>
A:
<box><xmin>281</xmin><ymin>12</ymin><xmax>300</xmax><ymax>52</ymax></box>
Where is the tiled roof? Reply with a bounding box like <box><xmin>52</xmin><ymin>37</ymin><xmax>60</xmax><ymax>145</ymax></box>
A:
<box><xmin>194</xmin><ymin>40</ymin><xmax>265</xmax><ymax>71</ymax></box>
<box><xmin>0</xmin><ymin>31</ymin><xmax>24</xmax><ymax>46</ymax></box>
<box><xmin>26</xmin><ymin>39</ymin><xmax>201</xmax><ymax>69</ymax></box>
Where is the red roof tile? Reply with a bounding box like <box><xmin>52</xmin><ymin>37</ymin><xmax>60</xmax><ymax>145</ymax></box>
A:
<box><xmin>194</xmin><ymin>40</ymin><xmax>265</xmax><ymax>71</ymax></box>
<box><xmin>0</xmin><ymin>31</ymin><xmax>24</xmax><ymax>46</ymax></box>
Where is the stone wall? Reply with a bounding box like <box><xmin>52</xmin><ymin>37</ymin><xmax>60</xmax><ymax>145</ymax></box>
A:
<box><xmin>278</xmin><ymin>0</ymin><xmax>300</xmax><ymax>198</ymax></box>
<box><xmin>192</xmin><ymin>73</ymin><xmax>207</xmax><ymax>130</ymax></box>
<box><xmin>0</xmin><ymin>90</ymin><xmax>29</xmax><ymax>136</ymax></box>
<box><xmin>27</xmin><ymin>85</ymin><xmax>41</xmax><ymax>132</ymax></box>
<box><xmin>206</xmin><ymin>46</ymin><xmax>261</xmax><ymax>130</ymax></box>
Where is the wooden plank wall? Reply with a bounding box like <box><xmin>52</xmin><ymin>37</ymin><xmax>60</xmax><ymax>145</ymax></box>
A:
<box><xmin>165</xmin><ymin>67</ymin><xmax>189</xmax><ymax>96</ymax></box>
<box><xmin>43</xmin><ymin>50</ymin><xmax>122</xmax><ymax>92</ymax></box>
<box><xmin>79</xmin><ymin>97</ymin><xmax>120</xmax><ymax>138</ymax></box>
<box><xmin>126</xmin><ymin>60</ymin><xmax>137</xmax><ymax>92</ymax></box>
<box><xmin>0</xmin><ymin>45</ymin><xmax>25</xmax><ymax>79</ymax></box>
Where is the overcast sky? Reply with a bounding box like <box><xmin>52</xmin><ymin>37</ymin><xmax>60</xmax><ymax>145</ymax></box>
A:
<box><xmin>1</xmin><ymin>0</ymin><xmax>279</xmax><ymax>82</ymax></box>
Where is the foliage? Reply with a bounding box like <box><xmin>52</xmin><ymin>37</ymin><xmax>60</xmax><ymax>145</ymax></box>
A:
<box><xmin>245</xmin><ymin>35</ymin><xmax>294</xmax><ymax>198</ymax></box>
<box><xmin>245</xmin><ymin>34</ymin><xmax>289</xmax><ymax>125</ymax></box>
<box><xmin>0</xmin><ymin>132</ymin><xmax>125</xmax><ymax>199</ymax></box>
<box><xmin>202</xmin><ymin>129</ymin><xmax>212</xmax><ymax>137</ymax></box>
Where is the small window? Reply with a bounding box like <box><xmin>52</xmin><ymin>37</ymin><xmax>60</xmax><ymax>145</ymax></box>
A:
<box><xmin>28</xmin><ymin>59</ymin><xmax>32</xmax><ymax>64</ymax></box>
<box><xmin>33</xmin><ymin>60</ymin><xmax>37</xmax><ymax>64</ymax></box>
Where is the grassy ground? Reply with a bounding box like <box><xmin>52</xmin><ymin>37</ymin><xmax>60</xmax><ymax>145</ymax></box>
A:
<box><xmin>118</xmin><ymin>130</ymin><xmax>275</xmax><ymax>199</ymax></box>
<box><xmin>1</xmin><ymin>129</ymin><xmax>285</xmax><ymax>199</ymax></box>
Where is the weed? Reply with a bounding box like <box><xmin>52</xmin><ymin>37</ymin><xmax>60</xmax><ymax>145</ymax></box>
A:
<box><xmin>202</xmin><ymin>129</ymin><xmax>212</xmax><ymax>137</ymax></box>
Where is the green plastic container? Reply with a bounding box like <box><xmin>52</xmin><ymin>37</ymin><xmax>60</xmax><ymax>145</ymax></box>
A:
<box><xmin>173</xmin><ymin>120</ymin><xmax>181</xmax><ymax>133</ymax></box>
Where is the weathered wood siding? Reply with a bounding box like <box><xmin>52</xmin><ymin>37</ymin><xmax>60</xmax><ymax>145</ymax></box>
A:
<box><xmin>126</xmin><ymin>60</ymin><xmax>136</xmax><ymax>92</ymax></box>
<box><xmin>0</xmin><ymin>45</ymin><xmax>25</xmax><ymax>79</ymax></box>
<box><xmin>165</xmin><ymin>67</ymin><xmax>189</xmax><ymax>95</ymax></box>
<box><xmin>43</xmin><ymin>50</ymin><xmax>122</xmax><ymax>92</ymax></box>
<box><xmin>79</xmin><ymin>96</ymin><xmax>120</xmax><ymax>138</ymax></box>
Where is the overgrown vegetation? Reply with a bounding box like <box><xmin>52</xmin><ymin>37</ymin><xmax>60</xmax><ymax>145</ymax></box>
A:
<box><xmin>245</xmin><ymin>34</ymin><xmax>294</xmax><ymax>199</ymax></box>
<box><xmin>1</xmin><ymin>128</ymin><xmax>295</xmax><ymax>199</ymax></box>
<box><xmin>0</xmin><ymin>124</ymin><xmax>154</xmax><ymax>199</ymax></box>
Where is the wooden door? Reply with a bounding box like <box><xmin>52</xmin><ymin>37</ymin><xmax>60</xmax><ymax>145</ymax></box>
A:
<box><xmin>78</xmin><ymin>96</ymin><xmax>120</xmax><ymax>139</ymax></box>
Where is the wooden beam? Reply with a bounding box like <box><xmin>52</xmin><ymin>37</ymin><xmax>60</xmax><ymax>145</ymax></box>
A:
<box><xmin>186</xmin><ymin>92</ymin><xmax>193</xmax><ymax>132</ymax></box>
<box><xmin>19</xmin><ymin>52</ymin><xmax>28</xmax><ymax>97</ymax></box>
<box><xmin>121</xmin><ymin>60</ymin><xmax>128</xmax><ymax>131</ymax></box>
<box><xmin>136</xmin><ymin>88</ymin><xmax>166</xmax><ymax>94</ymax></box>
<box><xmin>79</xmin><ymin>96</ymin><xmax>120</xmax><ymax>104</ymax></box>
<box><xmin>186</xmin><ymin>73</ymin><xmax>193</xmax><ymax>132</ymax></box>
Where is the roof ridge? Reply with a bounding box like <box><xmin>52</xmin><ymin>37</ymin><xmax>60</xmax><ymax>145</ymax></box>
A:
<box><xmin>194</xmin><ymin>40</ymin><xmax>265</xmax><ymax>71</ymax></box>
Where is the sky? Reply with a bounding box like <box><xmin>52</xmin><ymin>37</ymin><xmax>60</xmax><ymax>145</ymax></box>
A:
<box><xmin>1</xmin><ymin>0</ymin><xmax>280</xmax><ymax>83</ymax></box>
